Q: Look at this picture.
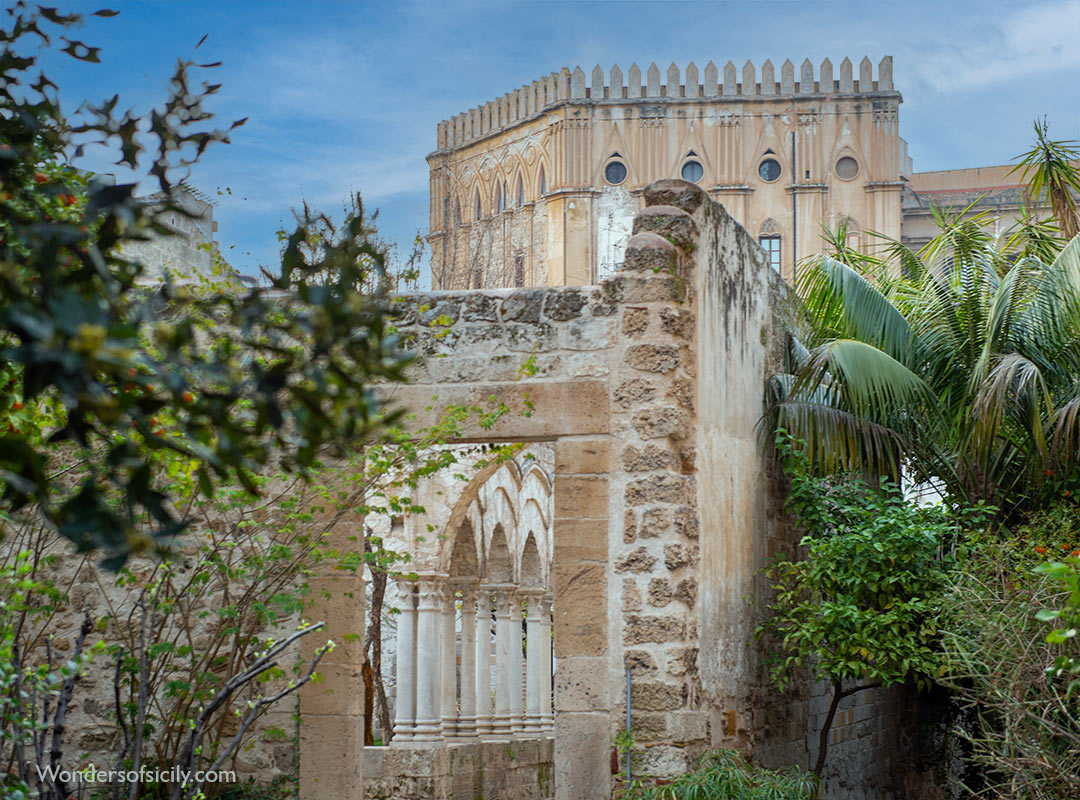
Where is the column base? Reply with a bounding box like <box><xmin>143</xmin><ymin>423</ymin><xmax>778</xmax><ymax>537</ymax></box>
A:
<box><xmin>454</xmin><ymin>718</ymin><xmax>477</xmax><ymax>738</ymax></box>
<box><xmin>411</xmin><ymin>719</ymin><xmax>444</xmax><ymax>742</ymax></box>
<box><xmin>489</xmin><ymin>715</ymin><xmax>513</xmax><ymax>737</ymax></box>
<box><xmin>521</xmin><ymin>717</ymin><xmax>543</xmax><ymax>734</ymax></box>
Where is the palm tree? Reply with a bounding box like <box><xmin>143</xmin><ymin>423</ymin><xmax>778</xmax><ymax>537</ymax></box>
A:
<box><xmin>1009</xmin><ymin>118</ymin><xmax>1080</xmax><ymax>240</ymax></box>
<box><xmin>768</xmin><ymin>214</ymin><xmax>1080</xmax><ymax>518</ymax></box>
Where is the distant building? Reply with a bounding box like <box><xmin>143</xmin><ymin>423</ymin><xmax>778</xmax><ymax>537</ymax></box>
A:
<box><xmin>425</xmin><ymin>57</ymin><xmax>1052</xmax><ymax>290</ymax></box>
<box><xmin>118</xmin><ymin>183</ymin><xmax>234</xmax><ymax>285</ymax></box>
<box><xmin>901</xmin><ymin>164</ymin><xmax>1029</xmax><ymax>250</ymax></box>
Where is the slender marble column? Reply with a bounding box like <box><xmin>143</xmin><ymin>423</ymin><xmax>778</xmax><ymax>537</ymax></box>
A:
<box><xmin>474</xmin><ymin>586</ymin><xmax>493</xmax><ymax>736</ymax></box>
<box><xmin>509</xmin><ymin>593</ymin><xmax>524</xmax><ymax>734</ymax></box>
<box><xmin>440</xmin><ymin>583</ymin><xmax>458</xmax><ymax>737</ymax></box>
<box><xmin>491</xmin><ymin>585</ymin><xmax>515</xmax><ymax>736</ymax></box>
<box><xmin>523</xmin><ymin>591</ymin><xmax>544</xmax><ymax>733</ymax></box>
<box><xmin>540</xmin><ymin>595</ymin><xmax>554</xmax><ymax>731</ymax></box>
<box><xmin>457</xmin><ymin>583</ymin><xmax>477</xmax><ymax>736</ymax></box>
<box><xmin>391</xmin><ymin>580</ymin><xmax>416</xmax><ymax>742</ymax></box>
<box><xmin>412</xmin><ymin>576</ymin><xmax>444</xmax><ymax>741</ymax></box>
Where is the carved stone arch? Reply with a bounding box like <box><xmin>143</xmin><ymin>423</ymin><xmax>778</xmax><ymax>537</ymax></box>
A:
<box><xmin>826</xmin><ymin>122</ymin><xmax>868</xmax><ymax>180</ymax></box>
<box><xmin>745</xmin><ymin>115</ymin><xmax>790</xmax><ymax>185</ymax></box>
<box><xmin>481</xmin><ymin>486</ymin><xmax>518</xmax><ymax>571</ymax></box>
<box><xmin>759</xmin><ymin>218</ymin><xmax>782</xmax><ymax>236</ymax></box>
<box><xmin>435</xmin><ymin>457</ymin><xmax>521</xmax><ymax>573</ymax></box>
<box><xmin>519</xmin><ymin>531</ymin><xmax>543</xmax><ymax>589</ymax></box>
<box><xmin>840</xmin><ymin>214</ymin><xmax>862</xmax><ymax>249</ymax></box>
<box><xmin>593</xmin><ymin>122</ymin><xmax>637</xmax><ymax>187</ymax></box>
<box><xmin>505</xmin><ymin>152</ymin><xmax>529</xmax><ymax>207</ymax></box>
<box><xmin>536</xmin><ymin>161</ymin><xmax>548</xmax><ymax>197</ymax></box>
<box><xmin>447</xmin><ymin>517</ymin><xmax>481</xmax><ymax>579</ymax></box>
<box><xmin>518</xmin><ymin>497</ymin><xmax>551</xmax><ymax>587</ymax></box>
<box><xmin>487</xmin><ymin>523</ymin><xmax>513</xmax><ymax>583</ymax></box>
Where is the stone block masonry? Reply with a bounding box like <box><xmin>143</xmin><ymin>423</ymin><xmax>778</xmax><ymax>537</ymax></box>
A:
<box><xmin>354</xmin><ymin>178</ymin><xmax>932</xmax><ymax>799</ymax></box>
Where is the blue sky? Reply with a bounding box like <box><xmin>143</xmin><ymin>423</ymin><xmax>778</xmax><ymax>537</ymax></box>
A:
<box><xmin>41</xmin><ymin>0</ymin><xmax>1080</xmax><ymax>286</ymax></box>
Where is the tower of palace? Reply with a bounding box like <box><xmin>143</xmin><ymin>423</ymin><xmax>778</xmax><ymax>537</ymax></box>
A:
<box><xmin>425</xmin><ymin>57</ymin><xmax>906</xmax><ymax>289</ymax></box>
<box><xmin>425</xmin><ymin>56</ymin><xmax>1031</xmax><ymax>291</ymax></box>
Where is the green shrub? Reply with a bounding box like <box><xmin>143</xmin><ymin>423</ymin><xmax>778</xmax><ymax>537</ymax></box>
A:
<box><xmin>941</xmin><ymin>505</ymin><xmax>1080</xmax><ymax>798</ymax></box>
<box><xmin>622</xmin><ymin>750</ymin><xmax>815</xmax><ymax>800</ymax></box>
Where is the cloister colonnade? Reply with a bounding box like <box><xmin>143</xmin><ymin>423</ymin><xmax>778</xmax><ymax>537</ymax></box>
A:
<box><xmin>389</xmin><ymin>453</ymin><xmax>555</xmax><ymax>743</ymax></box>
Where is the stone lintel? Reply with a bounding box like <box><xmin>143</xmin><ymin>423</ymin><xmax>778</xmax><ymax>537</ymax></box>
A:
<box><xmin>378</xmin><ymin>380</ymin><xmax>610</xmax><ymax>441</ymax></box>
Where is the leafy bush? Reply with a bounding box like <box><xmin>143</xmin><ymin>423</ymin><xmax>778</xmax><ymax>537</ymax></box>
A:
<box><xmin>756</xmin><ymin>432</ymin><xmax>960</xmax><ymax>776</ymax></box>
<box><xmin>941</xmin><ymin>505</ymin><xmax>1080</xmax><ymax>798</ymax></box>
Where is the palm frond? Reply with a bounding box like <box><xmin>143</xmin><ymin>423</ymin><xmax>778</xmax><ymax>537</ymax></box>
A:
<box><xmin>797</xmin><ymin>256</ymin><xmax>919</xmax><ymax>364</ymax></box>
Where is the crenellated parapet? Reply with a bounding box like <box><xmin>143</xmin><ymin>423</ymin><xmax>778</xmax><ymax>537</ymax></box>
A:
<box><xmin>434</xmin><ymin>56</ymin><xmax>895</xmax><ymax>151</ymax></box>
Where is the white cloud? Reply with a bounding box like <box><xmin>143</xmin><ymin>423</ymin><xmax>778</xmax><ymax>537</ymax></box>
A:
<box><xmin>909</xmin><ymin>0</ymin><xmax>1080</xmax><ymax>91</ymax></box>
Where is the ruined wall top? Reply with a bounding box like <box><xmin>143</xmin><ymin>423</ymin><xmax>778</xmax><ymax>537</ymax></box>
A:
<box><xmin>434</xmin><ymin>56</ymin><xmax>896</xmax><ymax>151</ymax></box>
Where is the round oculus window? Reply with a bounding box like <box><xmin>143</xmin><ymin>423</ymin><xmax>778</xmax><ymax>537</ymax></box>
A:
<box><xmin>835</xmin><ymin>156</ymin><xmax>859</xmax><ymax>180</ymax></box>
<box><xmin>758</xmin><ymin>158</ymin><xmax>782</xmax><ymax>182</ymax></box>
<box><xmin>605</xmin><ymin>161</ymin><xmax>627</xmax><ymax>185</ymax></box>
<box><xmin>680</xmin><ymin>160</ymin><xmax>704</xmax><ymax>183</ymax></box>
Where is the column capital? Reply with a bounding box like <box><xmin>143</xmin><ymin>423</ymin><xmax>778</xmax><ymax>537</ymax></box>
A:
<box><xmin>521</xmin><ymin>589</ymin><xmax>546</xmax><ymax>619</ymax></box>
<box><xmin>494</xmin><ymin>587</ymin><xmax>518</xmax><ymax>617</ymax></box>
<box><xmin>390</xmin><ymin>578</ymin><xmax>417</xmax><ymax>608</ymax></box>
<box><xmin>416</xmin><ymin>574</ymin><xmax>448</xmax><ymax>610</ymax></box>
<box><xmin>449</xmin><ymin>577</ymin><xmax>479</xmax><ymax>600</ymax></box>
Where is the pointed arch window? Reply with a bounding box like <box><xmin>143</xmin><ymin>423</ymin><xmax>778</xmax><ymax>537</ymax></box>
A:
<box><xmin>475</xmin><ymin>190</ymin><xmax>482</xmax><ymax>220</ymax></box>
<box><xmin>759</xmin><ymin>219</ymin><xmax>781</xmax><ymax>272</ymax></box>
<box><xmin>516</xmin><ymin>175</ymin><xmax>524</xmax><ymax>207</ymax></box>
<box><xmin>496</xmin><ymin>181</ymin><xmax>506</xmax><ymax>213</ymax></box>
<box><xmin>539</xmin><ymin>166</ymin><xmax>547</xmax><ymax>196</ymax></box>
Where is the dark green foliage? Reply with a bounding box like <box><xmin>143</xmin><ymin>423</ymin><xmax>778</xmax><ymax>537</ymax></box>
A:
<box><xmin>769</xmin><ymin>177</ymin><xmax>1080</xmax><ymax>519</ymax></box>
<box><xmin>942</xmin><ymin>508</ymin><xmax>1080</xmax><ymax>798</ymax></box>
<box><xmin>0</xmin><ymin>3</ymin><xmax>412</xmax><ymax>565</ymax></box>
<box><xmin>756</xmin><ymin>432</ymin><xmax>962</xmax><ymax>777</ymax></box>
<box><xmin>758</xmin><ymin>432</ymin><xmax>958</xmax><ymax>693</ymax></box>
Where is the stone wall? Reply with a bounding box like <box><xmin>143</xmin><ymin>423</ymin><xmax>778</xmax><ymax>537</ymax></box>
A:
<box><xmin>364</xmin><ymin>739</ymin><xmax>554</xmax><ymax>800</ymax></box>
<box><xmin>381</xmin><ymin>178</ymin><xmax>943</xmax><ymax>799</ymax></box>
<box><xmin>120</xmin><ymin>186</ymin><xmax>221</xmax><ymax>284</ymax></box>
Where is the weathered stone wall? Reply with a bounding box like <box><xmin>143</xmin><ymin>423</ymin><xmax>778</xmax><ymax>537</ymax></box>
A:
<box><xmin>121</xmin><ymin>187</ymin><xmax>221</xmax><ymax>284</ymax></box>
<box><xmin>384</xmin><ymin>178</ymin><xmax>943</xmax><ymax>799</ymax></box>
<box><xmin>364</xmin><ymin>738</ymin><xmax>554</xmax><ymax>800</ymax></box>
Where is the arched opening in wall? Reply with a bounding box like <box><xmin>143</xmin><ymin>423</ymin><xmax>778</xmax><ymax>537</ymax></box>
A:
<box><xmin>374</xmin><ymin>444</ymin><xmax>556</xmax><ymax>793</ymax></box>
<box><xmin>843</xmin><ymin>217</ymin><xmax>861</xmax><ymax>253</ymax></box>
<box><xmin>516</xmin><ymin>175</ymin><xmax>525</xmax><ymax>208</ymax></box>
<box><xmin>475</xmin><ymin>190</ymin><xmax>482</xmax><ymax>221</ymax></box>
<box><xmin>758</xmin><ymin>218</ymin><xmax>782</xmax><ymax>273</ymax></box>
<box><xmin>539</xmin><ymin>166</ymin><xmax>546</xmax><ymax>196</ymax></box>
<box><xmin>495</xmin><ymin>181</ymin><xmax>506</xmax><ymax>214</ymax></box>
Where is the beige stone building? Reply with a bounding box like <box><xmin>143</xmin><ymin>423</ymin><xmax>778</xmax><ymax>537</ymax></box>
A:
<box><xmin>901</xmin><ymin>162</ymin><xmax>1031</xmax><ymax>249</ymax></box>
<box><xmin>426</xmin><ymin>57</ymin><xmax>907</xmax><ymax>289</ymax></box>
<box><xmin>426</xmin><ymin>58</ymin><xmax>1074</xmax><ymax>291</ymax></box>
